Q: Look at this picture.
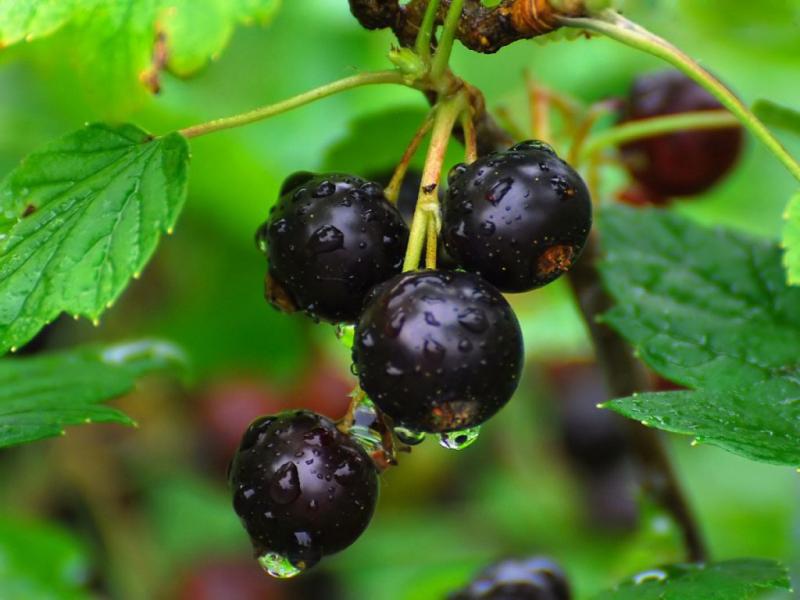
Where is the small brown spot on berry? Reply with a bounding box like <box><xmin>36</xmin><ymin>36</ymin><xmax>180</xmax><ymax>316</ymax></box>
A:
<box><xmin>536</xmin><ymin>244</ymin><xmax>575</xmax><ymax>278</ymax></box>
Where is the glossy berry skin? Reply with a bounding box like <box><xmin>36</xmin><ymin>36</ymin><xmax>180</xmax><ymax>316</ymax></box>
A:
<box><xmin>443</xmin><ymin>141</ymin><xmax>592</xmax><ymax>293</ymax></box>
<box><xmin>451</xmin><ymin>557</ymin><xmax>571</xmax><ymax>600</ymax></box>
<box><xmin>353</xmin><ymin>270</ymin><xmax>523</xmax><ymax>433</ymax></box>
<box><xmin>229</xmin><ymin>410</ymin><xmax>379</xmax><ymax>571</ymax></box>
<box><xmin>620</xmin><ymin>70</ymin><xmax>743</xmax><ymax>198</ymax></box>
<box><xmin>258</xmin><ymin>173</ymin><xmax>408</xmax><ymax>323</ymax></box>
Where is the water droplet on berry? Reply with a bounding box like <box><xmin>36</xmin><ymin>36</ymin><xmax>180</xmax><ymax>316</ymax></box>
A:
<box><xmin>424</xmin><ymin>311</ymin><xmax>440</xmax><ymax>326</ymax></box>
<box><xmin>308</xmin><ymin>224</ymin><xmax>344</xmax><ymax>254</ymax></box>
<box><xmin>268</xmin><ymin>462</ymin><xmax>301</xmax><ymax>505</ymax></box>
<box><xmin>438</xmin><ymin>426</ymin><xmax>481</xmax><ymax>450</ymax></box>
<box><xmin>335</xmin><ymin>323</ymin><xmax>355</xmax><ymax>349</ymax></box>
<box><xmin>457</xmin><ymin>308</ymin><xmax>488</xmax><ymax>333</ymax></box>
<box><xmin>458</xmin><ymin>338</ymin><xmax>473</xmax><ymax>352</ymax></box>
<box><xmin>313</xmin><ymin>181</ymin><xmax>336</xmax><ymax>197</ymax></box>
<box><xmin>633</xmin><ymin>569</ymin><xmax>667</xmax><ymax>585</ymax></box>
<box><xmin>486</xmin><ymin>178</ymin><xmax>513</xmax><ymax>205</ymax></box>
<box><xmin>258</xmin><ymin>552</ymin><xmax>304</xmax><ymax>579</ymax></box>
<box><xmin>480</xmin><ymin>221</ymin><xmax>496</xmax><ymax>236</ymax></box>
<box><xmin>448</xmin><ymin>163</ymin><xmax>468</xmax><ymax>185</ymax></box>
<box><xmin>254</xmin><ymin>222</ymin><xmax>270</xmax><ymax>252</ymax></box>
<box><xmin>385</xmin><ymin>362</ymin><xmax>404</xmax><ymax>376</ymax></box>
<box><xmin>394</xmin><ymin>426</ymin><xmax>426</xmax><ymax>445</ymax></box>
<box><xmin>422</xmin><ymin>337</ymin><xmax>446</xmax><ymax>363</ymax></box>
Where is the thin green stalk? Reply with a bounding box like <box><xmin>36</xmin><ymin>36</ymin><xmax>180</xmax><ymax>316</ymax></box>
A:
<box><xmin>415</xmin><ymin>0</ymin><xmax>442</xmax><ymax>63</ymax></box>
<box><xmin>577</xmin><ymin>110</ymin><xmax>740</xmax><ymax>164</ymax></box>
<box><xmin>179</xmin><ymin>70</ymin><xmax>407</xmax><ymax>139</ymax></box>
<box><xmin>431</xmin><ymin>0</ymin><xmax>465</xmax><ymax>81</ymax></box>
<box><xmin>403</xmin><ymin>94</ymin><xmax>467</xmax><ymax>271</ymax></box>
<box><xmin>557</xmin><ymin>10</ymin><xmax>800</xmax><ymax>182</ymax></box>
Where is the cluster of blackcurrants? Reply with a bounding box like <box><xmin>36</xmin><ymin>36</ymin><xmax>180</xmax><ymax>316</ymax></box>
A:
<box><xmin>229</xmin><ymin>139</ymin><xmax>593</xmax><ymax>577</ymax></box>
<box><xmin>226</xmin><ymin>68</ymin><xmax>742</xmax><ymax>582</ymax></box>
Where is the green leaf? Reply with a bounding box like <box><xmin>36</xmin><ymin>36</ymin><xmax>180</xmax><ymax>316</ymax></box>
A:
<box><xmin>591</xmin><ymin>559</ymin><xmax>790</xmax><ymax>600</ymax></box>
<box><xmin>598</xmin><ymin>205</ymin><xmax>800</xmax><ymax>465</ymax></box>
<box><xmin>0</xmin><ymin>340</ymin><xmax>185</xmax><ymax>448</ymax></box>
<box><xmin>782</xmin><ymin>191</ymin><xmax>800</xmax><ymax>285</ymax></box>
<box><xmin>753</xmin><ymin>100</ymin><xmax>800</xmax><ymax>137</ymax></box>
<box><xmin>0</xmin><ymin>0</ymin><xmax>281</xmax><ymax>108</ymax></box>
<box><xmin>0</xmin><ymin>516</ymin><xmax>92</xmax><ymax>600</ymax></box>
<box><xmin>0</xmin><ymin>123</ymin><xmax>189</xmax><ymax>355</ymax></box>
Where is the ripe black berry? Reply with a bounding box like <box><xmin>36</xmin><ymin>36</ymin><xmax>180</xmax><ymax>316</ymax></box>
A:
<box><xmin>620</xmin><ymin>70</ymin><xmax>743</xmax><ymax>198</ymax></box>
<box><xmin>443</xmin><ymin>141</ymin><xmax>592</xmax><ymax>292</ymax></box>
<box><xmin>257</xmin><ymin>173</ymin><xmax>408</xmax><ymax>323</ymax></box>
<box><xmin>228</xmin><ymin>410</ymin><xmax>379</xmax><ymax>576</ymax></box>
<box><xmin>451</xmin><ymin>557</ymin><xmax>571</xmax><ymax>600</ymax></box>
<box><xmin>352</xmin><ymin>270</ymin><xmax>523</xmax><ymax>433</ymax></box>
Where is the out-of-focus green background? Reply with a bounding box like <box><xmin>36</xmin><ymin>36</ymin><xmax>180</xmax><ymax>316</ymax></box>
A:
<box><xmin>1</xmin><ymin>1</ymin><xmax>799</xmax><ymax>599</ymax></box>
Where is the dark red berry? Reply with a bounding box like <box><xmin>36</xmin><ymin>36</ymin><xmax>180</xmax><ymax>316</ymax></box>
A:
<box><xmin>257</xmin><ymin>173</ymin><xmax>408</xmax><ymax>323</ymax></box>
<box><xmin>229</xmin><ymin>410</ymin><xmax>379</xmax><ymax>574</ymax></box>
<box><xmin>451</xmin><ymin>557</ymin><xmax>571</xmax><ymax>600</ymax></box>
<box><xmin>352</xmin><ymin>270</ymin><xmax>523</xmax><ymax>433</ymax></box>
<box><xmin>619</xmin><ymin>70</ymin><xmax>743</xmax><ymax>198</ymax></box>
<box><xmin>443</xmin><ymin>141</ymin><xmax>592</xmax><ymax>292</ymax></box>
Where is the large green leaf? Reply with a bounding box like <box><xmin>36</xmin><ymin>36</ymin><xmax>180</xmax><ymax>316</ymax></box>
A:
<box><xmin>0</xmin><ymin>123</ymin><xmax>189</xmax><ymax>355</ymax></box>
<box><xmin>782</xmin><ymin>191</ymin><xmax>800</xmax><ymax>285</ymax></box>
<box><xmin>592</xmin><ymin>559</ymin><xmax>790</xmax><ymax>600</ymax></box>
<box><xmin>0</xmin><ymin>517</ymin><xmax>92</xmax><ymax>600</ymax></box>
<box><xmin>0</xmin><ymin>0</ymin><xmax>281</xmax><ymax>107</ymax></box>
<box><xmin>598</xmin><ymin>206</ymin><xmax>800</xmax><ymax>466</ymax></box>
<box><xmin>0</xmin><ymin>340</ymin><xmax>184</xmax><ymax>448</ymax></box>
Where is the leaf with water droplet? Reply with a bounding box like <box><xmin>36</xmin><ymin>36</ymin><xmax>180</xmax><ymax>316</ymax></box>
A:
<box><xmin>591</xmin><ymin>559</ymin><xmax>790</xmax><ymax>599</ymax></box>
<box><xmin>600</xmin><ymin>206</ymin><xmax>800</xmax><ymax>467</ymax></box>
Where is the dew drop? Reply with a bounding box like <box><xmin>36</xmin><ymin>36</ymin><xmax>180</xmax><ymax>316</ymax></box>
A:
<box><xmin>394</xmin><ymin>426</ymin><xmax>426</xmax><ymax>445</ymax></box>
<box><xmin>258</xmin><ymin>552</ymin><xmax>304</xmax><ymax>579</ymax></box>
<box><xmin>448</xmin><ymin>163</ymin><xmax>468</xmax><ymax>185</ymax></box>
<box><xmin>422</xmin><ymin>337</ymin><xmax>446</xmax><ymax>363</ymax></box>
<box><xmin>268</xmin><ymin>462</ymin><xmax>301</xmax><ymax>505</ymax></box>
<box><xmin>254</xmin><ymin>222</ymin><xmax>270</xmax><ymax>252</ymax></box>
<box><xmin>458</xmin><ymin>308</ymin><xmax>488</xmax><ymax>333</ymax></box>
<box><xmin>385</xmin><ymin>362</ymin><xmax>404</xmax><ymax>376</ymax></box>
<box><xmin>424</xmin><ymin>311</ymin><xmax>441</xmax><ymax>327</ymax></box>
<box><xmin>458</xmin><ymin>338</ymin><xmax>473</xmax><ymax>352</ymax></box>
<box><xmin>633</xmin><ymin>569</ymin><xmax>667</xmax><ymax>585</ymax></box>
<box><xmin>438</xmin><ymin>426</ymin><xmax>481</xmax><ymax>450</ymax></box>
<box><xmin>486</xmin><ymin>177</ymin><xmax>513</xmax><ymax>205</ymax></box>
<box><xmin>303</xmin><ymin>427</ymin><xmax>334</xmax><ymax>447</ymax></box>
<box><xmin>313</xmin><ymin>181</ymin><xmax>336</xmax><ymax>197</ymax></box>
<box><xmin>308</xmin><ymin>224</ymin><xmax>344</xmax><ymax>254</ymax></box>
<box><xmin>335</xmin><ymin>323</ymin><xmax>355</xmax><ymax>349</ymax></box>
<box><xmin>479</xmin><ymin>221</ymin><xmax>496</xmax><ymax>236</ymax></box>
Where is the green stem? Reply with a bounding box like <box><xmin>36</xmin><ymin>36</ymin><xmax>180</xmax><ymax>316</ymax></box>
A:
<box><xmin>415</xmin><ymin>0</ymin><xmax>442</xmax><ymax>63</ymax></box>
<box><xmin>179</xmin><ymin>70</ymin><xmax>407</xmax><ymax>139</ymax></box>
<box><xmin>578</xmin><ymin>110</ymin><xmax>740</xmax><ymax>164</ymax></box>
<box><xmin>431</xmin><ymin>0</ymin><xmax>465</xmax><ymax>81</ymax></box>
<box><xmin>557</xmin><ymin>10</ymin><xmax>800</xmax><ymax>182</ymax></box>
<box><xmin>403</xmin><ymin>93</ymin><xmax>466</xmax><ymax>272</ymax></box>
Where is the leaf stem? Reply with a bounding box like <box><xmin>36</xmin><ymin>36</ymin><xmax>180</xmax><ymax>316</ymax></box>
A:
<box><xmin>557</xmin><ymin>10</ymin><xmax>800</xmax><ymax>182</ymax></box>
<box><xmin>461</xmin><ymin>108</ymin><xmax>478</xmax><ymax>163</ymax></box>
<box><xmin>415</xmin><ymin>0</ymin><xmax>442</xmax><ymax>63</ymax></box>
<box><xmin>577</xmin><ymin>110</ymin><xmax>740</xmax><ymax>165</ymax></box>
<box><xmin>178</xmin><ymin>70</ymin><xmax>408</xmax><ymax>139</ymax></box>
<box><xmin>431</xmin><ymin>0</ymin><xmax>465</xmax><ymax>82</ymax></box>
<box><xmin>403</xmin><ymin>93</ymin><xmax>467</xmax><ymax>271</ymax></box>
<box><xmin>385</xmin><ymin>112</ymin><xmax>435</xmax><ymax>204</ymax></box>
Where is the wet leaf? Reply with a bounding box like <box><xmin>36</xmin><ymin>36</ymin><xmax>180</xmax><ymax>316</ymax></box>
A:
<box><xmin>782</xmin><ymin>191</ymin><xmax>800</xmax><ymax>285</ymax></box>
<box><xmin>599</xmin><ymin>206</ymin><xmax>800</xmax><ymax>466</ymax></box>
<box><xmin>0</xmin><ymin>123</ymin><xmax>189</xmax><ymax>355</ymax></box>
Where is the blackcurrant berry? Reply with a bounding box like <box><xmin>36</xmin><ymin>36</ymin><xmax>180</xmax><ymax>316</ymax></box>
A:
<box><xmin>451</xmin><ymin>557</ymin><xmax>571</xmax><ymax>600</ymax></box>
<box><xmin>229</xmin><ymin>410</ymin><xmax>379</xmax><ymax>575</ymax></box>
<box><xmin>443</xmin><ymin>141</ymin><xmax>592</xmax><ymax>292</ymax></box>
<box><xmin>352</xmin><ymin>270</ymin><xmax>523</xmax><ymax>433</ymax></box>
<box><xmin>257</xmin><ymin>173</ymin><xmax>408</xmax><ymax>323</ymax></box>
<box><xmin>620</xmin><ymin>70</ymin><xmax>743</xmax><ymax>198</ymax></box>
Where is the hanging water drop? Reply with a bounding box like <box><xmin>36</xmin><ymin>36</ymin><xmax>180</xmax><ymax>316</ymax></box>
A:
<box><xmin>335</xmin><ymin>323</ymin><xmax>355</xmax><ymax>349</ymax></box>
<box><xmin>438</xmin><ymin>426</ymin><xmax>481</xmax><ymax>450</ymax></box>
<box><xmin>394</xmin><ymin>427</ymin><xmax>426</xmax><ymax>446</ymax></box>
<box><xmin>258</xmin><ymin>552</ymin><xmax>304</xmax><ymax>579</ymax></box>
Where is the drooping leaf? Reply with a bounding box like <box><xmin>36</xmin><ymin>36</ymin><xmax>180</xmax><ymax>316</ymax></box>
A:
<box><xmin>0</xmin><ymin>123</ymin><xmax>189</xmax><ymax>355</ymax></box>
<box><xmin>782</xmin><ymin>191</ymin><xmax>800</xmax><ymax>285</ymax></box>
<box><xmin>0</xmin><ymin>340</ymin><xmax>185</xmax><ymax>448</ymax></box>
<box><xmin>592</xmin><ymin>559</ymin><xmax>790</xmax><ymax>600</ymax></box>
<box><xmin>598</xmin><ymin>205</ymin><xmax>800</xmax><ymax>466</ymax></box>
<box><xmin>0</xmin><ymin>517</ymin><xmax>92</xmax><ymax>600</ymax></box>
<box><xmin>0</xmin><ymin>0</ymin><xmax>282</xmax><ymax>108</ymax></box>
<box><xmin>753</xmin><ymin>100</ymin><xmax>800</xmax><ymax>137</ymax></box>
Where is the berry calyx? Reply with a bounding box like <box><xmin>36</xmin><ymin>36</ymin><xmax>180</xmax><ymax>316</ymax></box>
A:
<box><xmin>443</xmin><ymin>141</ymin><xmax>592</xmax><ymax>292</ymax></box>
<box><xmin>451</xmin><ymin>557</ymin><xmax>572</xmax><ymax>600</ymax></box>
<box><xmin>228</xmin><ymin>410</ymin><xmax>379</xmax><ymax>575</ymax></box>
<box><xmin>257</xmin><ymin>173</ymin><xmax>408</xmax><ymax>323</ymax></box>
<box><xmin>619</xmin><ymin>70</ymin><xmax>743</xmax><ymax>199</ymax></box>
<box><xmin>352</xmin><ymin>270</ymin><xmax>524</xmax><ymax>433</ymax></box>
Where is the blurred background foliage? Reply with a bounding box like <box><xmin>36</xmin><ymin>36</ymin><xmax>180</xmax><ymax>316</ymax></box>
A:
<box><xmin>0</xmin><ymin>0</ymin><xmax>799</xmax><ymax>599</ymax></box>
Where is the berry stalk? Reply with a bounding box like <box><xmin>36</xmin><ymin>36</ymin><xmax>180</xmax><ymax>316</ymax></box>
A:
<box><xmin>385</xmin><ymin>112</ymin><xmax>435</xmax><ymax>204</ymax></box>
<box><xmin>403</xmin><ymin>92</ymin><xmax>468</xmax><ymax>271</ymax></box>
<box><xmin>178</xmin><ymin>70</ymin><xmax>408</xmax><ymax>139</ymax></box>
<box><xmin>558</xmin><ymin>10</ymin><xmax>800</xmax><ymax>182</ymax></box>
